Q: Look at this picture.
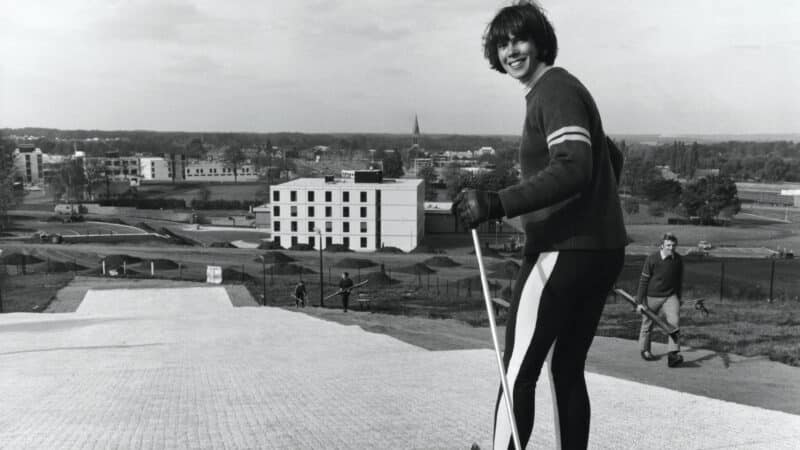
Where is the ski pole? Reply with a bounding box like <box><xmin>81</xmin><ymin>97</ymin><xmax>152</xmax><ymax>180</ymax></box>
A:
<box><xmin>471</xmin><ymin>229</ymin><xmax>521</xmax><ymax>450</ymax></box>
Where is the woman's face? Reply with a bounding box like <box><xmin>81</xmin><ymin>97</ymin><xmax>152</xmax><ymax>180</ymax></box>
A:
<box><xmin>497</xmin><ymin>34</ymin><xmax>540</xmax><ymax>84</ymax></box>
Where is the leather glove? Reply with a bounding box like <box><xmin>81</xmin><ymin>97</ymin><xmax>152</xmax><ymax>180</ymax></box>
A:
<box><xmin>451</xmin><ymin>189</ymin><xmax>505</xmax><ymax>229</ymax></box>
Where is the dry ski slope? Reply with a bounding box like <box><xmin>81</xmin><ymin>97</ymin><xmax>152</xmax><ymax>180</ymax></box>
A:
<box><xmin>0</xmin><ymin>284</ymin><xmax>798</xmax><ymax>449</ymax></box>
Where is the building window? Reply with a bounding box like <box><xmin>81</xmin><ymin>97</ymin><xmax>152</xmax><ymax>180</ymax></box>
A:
<box><xmin>343</xmin><ymin>222</ymin><xmax>350</xmax><ymax>232</ymax></box>
<box><xmin>308</xmin><ymin>236</ymin><xmax>315</xmax><ymax>247</ymax></box>
<box><xmin>273</xmin><ymin>221</ymin><xmax>280</xmax><ymax>231</ymax></box>
<box><xmin>291</xmin><ymin>221</ymin><xmax>297</xmax><ymax>232</ymax></box>
<box><xmin>274</xmin><ymin>236</ymin><xmax>280</xmax><ymax>246</ymax></box>
<box><xmin>360</xmin><ymin>207</ymin><xmax>367</xmax><ymax>218</ymax></box>
<box><xmin>325</xmin><ymin>206</ymin><xmax>332</xmax><ymax>217</ymax></box>
<box><xmin>291</xmin><ymin>236</ymin><xmax>298</xmax><ymax>246</ymax></box>
<box><xmin>308</xmin><ymin>191</ymin><xmax>315</xmax><ymax>202</ymax></box>
<box><xmin>325</xmin><ymin>221</ymin><xmax>332</xmax><ymax>232</ymax></box>
<box><xmin>273</xmin><ymin>206</ymin><xmax>280</xmax><ymax>217</ymax></box>
<box><xmin>360</xmin><ymin>191</ymin><xmax>367</xmax><ymax>202</ymax></box>
<box><xmin>360</xmin><ymin>237</ymin><xmax>367</xmax><ymax>248</ymax></box>
<box><xmin>342</xmin><ymin>206</ymin><xmax>349</xmax><ymax>217</ymax></box>
<box><xmin>343</xmin><ymin>191</ymin><xmax>349</xmax><ymax>202</ymax></box>
<box><xmin>360</xmin><ymin>222</ymin><xmax>367</xmax><ymax>233</ymax></box>
<box><xmin>290</xmin><ymin>191</ymin><xmax>297</xmax><ymax>201</ymax></box>
<box><xmin>308</xmin><ymin>206</ymin><xmax>315</xmax><ymax>216</ymax></box>
<box><xmin>343</xmin><ymin>237</ymin><xmax>350</xmax><ymax>248</ymax></box>
<box><xmin>308</xmin><ymin>222</ymin><xmax>315</xmax><ymax>232</ymax></box>
<box><xmin>273</xmin><ymin>191</ymin><xmax>279</xmax><ymax>202</ymax></box>
<box><xmin>290</xmin><ymin>206</ymin><xmax>297</xmax><ymax>217</ymax></box>
<box><xmin>325</xmin><ymin>191</ymin><xmax>332</xmax><ymax>202</ymax></box>
<box><xmin>326</xmin><ymin>237</ymin><xmax>333</xmax><ymax>247</ymax></box>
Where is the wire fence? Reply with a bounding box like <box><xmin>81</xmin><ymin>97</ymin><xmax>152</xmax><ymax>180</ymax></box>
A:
<box><xmin>2</xmin><ymin>253</ymin><xmax>799</xmax><ymax>317</ymax></box>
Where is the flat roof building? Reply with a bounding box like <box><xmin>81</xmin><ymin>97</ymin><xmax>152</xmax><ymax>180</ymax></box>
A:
<box><xmin>13</xmin><ymin>144</ymin><xmax>44</xmax><ymax>185</ymax></box>
<box><xmin>269</xmin><ymin>174</ymin><xmax>424</xmax><ymax>252</ymax></box>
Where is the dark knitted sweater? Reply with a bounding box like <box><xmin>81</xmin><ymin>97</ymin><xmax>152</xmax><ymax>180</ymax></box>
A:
<box><xmin>497</xmin><ymin>68</ymin><xmax>627</xmax><ymax>254</ymax></box>
<box><xmin>635</xmin><ymin>251</ymin><xmax>684</xmax><ymax>303</ymax></box>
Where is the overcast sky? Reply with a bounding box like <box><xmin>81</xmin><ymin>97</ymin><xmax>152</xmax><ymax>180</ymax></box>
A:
<box><xmin>2</xmin><ymin>0</ymin><xmax>799</xmax><ymax>136</ymax></box>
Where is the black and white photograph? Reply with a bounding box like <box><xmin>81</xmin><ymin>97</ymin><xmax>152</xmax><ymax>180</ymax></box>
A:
<box><xmin>1</xmin><ymin>0</ymin><xmax>799</xmax><ymax>448</ymax></box>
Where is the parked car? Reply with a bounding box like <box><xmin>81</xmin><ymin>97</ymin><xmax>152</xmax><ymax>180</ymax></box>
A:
<box><xmin>698</xmin><ymin>240</ymin><xmax>713</xmax><ymax>250</ymax></box>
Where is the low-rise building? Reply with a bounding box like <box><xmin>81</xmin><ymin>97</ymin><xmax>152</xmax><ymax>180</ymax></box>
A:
<box><xmin>139</xmin><ymin>157</ymin><xmax>173</xmax><ymax>181</ymax></box>
<box><xmin>269</xmin><ymin>172</ymin><xmax>424</xmax><ymax>252</ymax></box>
<box><xmin>184</xmin><ymin>160</ymin><xmax>258</xmax><ymax>182</ymax></box>
<box><xmin>13</xmin><ymin>144</ymin><xmax>44</xmax><ymax>184</ymax></box>
<box><xmin>84</xmin><ymin>152</ymin><xmax>140</xmax><ymax>180</ymax></box>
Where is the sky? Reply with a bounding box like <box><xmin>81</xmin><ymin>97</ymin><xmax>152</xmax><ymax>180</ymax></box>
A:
<box><xmin>2</xmin><ymin>0</ymin><xmax>799</xmax><ymax>136</ymax></box>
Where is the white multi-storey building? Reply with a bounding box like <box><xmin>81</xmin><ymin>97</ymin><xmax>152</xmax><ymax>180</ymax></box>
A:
<box><xmin>139</xmin><ymin>157</ymin><xmax>173</xmax><ymax>181</ymax></box>
<box><xmin>269</xmin><ymin>172</ymin><xmax>424</xmax><ymax>252</ymax></box>
<box><xmin>13</xmin><ymin>144</ymin><xmax>44</xmax><ymax>184</ymax></box>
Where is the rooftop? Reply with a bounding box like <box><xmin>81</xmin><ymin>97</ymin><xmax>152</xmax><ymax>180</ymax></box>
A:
<box><xmin>275</xmin><ymin>177</ymin><xmax>422</xmax><ymax>188</ymax></box>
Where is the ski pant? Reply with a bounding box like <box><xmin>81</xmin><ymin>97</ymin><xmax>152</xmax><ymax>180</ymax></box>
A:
<box><xmin>493</xmin><ymin>249</ymin><xmax>624</xmax><ymax>450</ymax></box>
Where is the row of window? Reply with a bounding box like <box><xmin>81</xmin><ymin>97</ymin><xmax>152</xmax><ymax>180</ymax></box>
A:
<box><xmin>273</xmin><ymin>190</ymin><xmax>368</xmax><ymax>203</ymax></box>
<box><xmin>273</xmin><ymin>235</ymin><xmax>368</xmax><ymax>249</ymax></box>
<box><xmin>273</xmin><ymin>221</ymin><xmax>369</xmax><ymax>233</ymax></box>
<box><xmin>272</xmin><ymin>205</ymin><xmax>368</xmax><ymax>218</ymax></box>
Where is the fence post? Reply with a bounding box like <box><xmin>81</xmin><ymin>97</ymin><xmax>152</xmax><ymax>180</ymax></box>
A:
<box><xmin>769</xmin><ymin>259</ymin><xmax>775</xmax><ymax>303</ymax></box>
<box><xmin>262</xmin><ymin>259</ymin><xmax>267</xmax><ymax>306</ymax></box>
<box><xmin>719</xmin><ymin>261</ymin><xmax>725</xmax><ymax>302</ymax></box>
<box><xmin>151</xmin><ymin>261</ymin><xmax>155</xmax><ymax>277</ymax></box>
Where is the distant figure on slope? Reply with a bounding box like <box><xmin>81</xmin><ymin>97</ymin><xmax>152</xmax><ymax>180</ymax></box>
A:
<box><xmin>293</xmin><ymin>280</ymin><xmax>307</xmax><ymax>308</ymax></box>
<box><xmin>452</xmin><ymin>1</ymin><xmax>627</xmax><ymax>448</ymax></box>
<box><xmin>636</xmin><ymin>233</ymin><xmax>684</xmax><ymax>367</ymax></box>
<box><xmin>338</xmin><ymin>272</ymin><xmax>354</xmax><ymax>312</ymax></box>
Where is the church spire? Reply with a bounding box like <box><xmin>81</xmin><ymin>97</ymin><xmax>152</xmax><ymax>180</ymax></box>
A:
<box><xmin>412</xmin><ymin>114</ymin><xmax>420</xmax><ymax>147</ymax></box>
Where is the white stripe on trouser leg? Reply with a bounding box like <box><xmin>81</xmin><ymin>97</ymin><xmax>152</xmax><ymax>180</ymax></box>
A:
<box><xmin>546</xmin><ymin>341</ymin><xmax>561</xmax><ymax>449</ymax></box>
<box><xmin>494</xmin><ymin>252</ymin><xmax>559</xmax><ymax>449</ymax></box>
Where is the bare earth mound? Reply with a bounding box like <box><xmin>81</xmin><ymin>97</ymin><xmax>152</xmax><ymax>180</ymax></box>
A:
<box><xmin>424</xmin><ymin>256</ymin><xmax>460</xmax><ymax>267</ymax></box>
<box><xmin>254</xmin><ymin>252</ymin><xmax>295</xmax><ymax>264</ymax></box>
<box><xmin>363</xmin><ymin>270</ymin><xmax>400</xmax><ymax>286</ymax></box>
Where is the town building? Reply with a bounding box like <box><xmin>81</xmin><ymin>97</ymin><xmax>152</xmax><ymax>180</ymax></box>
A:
<box><xmin>412</xmin><ymin>158</ymin><xmax>433</xmax><ymax>175</ymax></box>
<box><xmin>13</xmin><ymin>144</ymin><xmax>44</xmax><ymax>184</ymax></box>
<box><xmin>139</xmin><ymin>157</ymin><xmax>173</xmax><ymax>181</ymax></box>
<box><xmin>84</xmin><ymin>151</ymin><xmax>140</xmax><ymax>181</ymax></box>
<box><xmin>183</xmin><ymin>160</ymin><xmax>258</xmax><ymax>182</ymax></box>
<box><xmin>269</xmin><ymin>171</ymin><xmax>424</xmax><ymax>252</ymax></box>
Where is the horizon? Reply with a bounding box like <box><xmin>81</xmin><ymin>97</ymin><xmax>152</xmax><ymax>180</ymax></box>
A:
<box><xmin>2</xmin><ymin>1</ymin><xmax>799</xmax><ymax>135</ymax></box>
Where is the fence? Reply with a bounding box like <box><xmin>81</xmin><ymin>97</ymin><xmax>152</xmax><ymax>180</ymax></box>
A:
<box><xmin>2</xmin><ymin>253</ymin><xmax>799</xmax><ymax>317</ymax></box>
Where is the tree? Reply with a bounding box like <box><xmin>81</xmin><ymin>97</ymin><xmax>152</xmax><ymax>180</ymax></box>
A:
<box><xmin>83</xmin><ymin>158</ymin><xmax>107</xmax><ymax>200</ymax></box>
<box><xmin>381</xmin><ymin>151</ymin><xmax>404</xmax><ymax>178</ymax></box>
<box><xmin>223</xmin><ymin>144</ymin><xmax>246</xmax><ymax>183</ymax></box>
<box><xmin>416</xmin><ymin>166</ymin><xmax>438</xmax><ymax>201</ymax></box>
<box><xmin>643</xmin><ymin>179</ymin><xmax>682</xmax><ymax>209</ymax></box>
<box><xmin>680</xmin><ymin>175</ymin><xmax>741</xmax><ymax>223</ymax></box>
<box><xmin>0</xmin><ymin>137</ymin><xmax>23</xmax><ymax>230</ymax></box>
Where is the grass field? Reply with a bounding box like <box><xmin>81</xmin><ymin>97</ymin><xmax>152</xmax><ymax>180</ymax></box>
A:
<box><xmin>0</xmin><ymin>272</ymin><xmax>75</xmax><ymax>312</ymax></box>
<box><xmin>137</xmin><ymin>183</ymin><xmax>267</xmax><ymax>203</ymax></box>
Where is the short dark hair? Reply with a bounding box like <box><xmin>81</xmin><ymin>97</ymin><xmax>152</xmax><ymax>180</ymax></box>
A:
<box><xmin>343</xmin><ymin>272</ymin><xmax>349</xmax><ymax>277</ymax></box>
<box><xmin>483</xmin><ymin>1</ymin><xmax>558</xmax><ymax>73</ymax></box>
<box><xmin>662</xmin><ymin>233</ymin><xmax>678</xmax><ymax>245</ymax></box>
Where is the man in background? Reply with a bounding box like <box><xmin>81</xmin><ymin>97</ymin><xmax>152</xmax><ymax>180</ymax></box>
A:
<box><xmin>637</xmin><ymin>232</ymin><xmax>685</xmax><ymax>367</ymax></box>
